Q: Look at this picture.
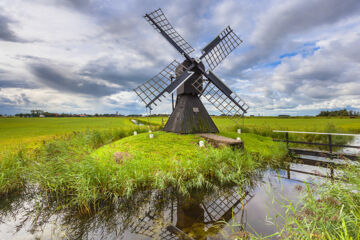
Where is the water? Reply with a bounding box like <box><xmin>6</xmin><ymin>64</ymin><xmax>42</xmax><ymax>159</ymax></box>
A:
<box><xmin>131</xmin><ymin>119</ymin><xmax>144</xmax><ymax>126</ymax></box>
<box><xmin>342</xmin><ymin>135</ymin><xmax>360</xmax><ymax>156</ymax></box>
<box><xmin>0</xmin><ymin>160</ymin><xmax>334</xmax><ymax>240</ymax></box>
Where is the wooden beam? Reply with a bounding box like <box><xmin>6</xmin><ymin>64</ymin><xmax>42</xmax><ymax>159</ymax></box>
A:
<box><xmin>273</xmin><ymin>130</ymin><xmax>360</xmax><ymax>137</ymax></box>
<box><xmin>289</xmin><ymin>148</ymin><xmax>359</xmax><ymax>161</ymax></box>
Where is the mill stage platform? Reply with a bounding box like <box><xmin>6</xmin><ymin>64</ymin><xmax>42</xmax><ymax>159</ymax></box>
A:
<box><xmin>198</xmin><ymin>133</ymin><xmax>243</xmax><ymax>148</ymax></box>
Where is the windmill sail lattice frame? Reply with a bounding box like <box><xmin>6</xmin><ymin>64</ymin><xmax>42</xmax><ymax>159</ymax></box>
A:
<box><xmin>201</xmin><ymin>26</ymin><xmax>243</xmax><ymax>71</ymax></box>
<box><xmin>144</xmin><ymin>8</ymin><xmax>194</xmax><ymax>55</ymax></box>
<box><xmin>134</xmin><ymin>60</ymin><xmax>179</xmax><ymax>109</ymax></box>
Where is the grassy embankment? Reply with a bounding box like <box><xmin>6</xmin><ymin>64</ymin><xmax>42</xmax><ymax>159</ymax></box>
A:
<box><xmin>0</xmin><ymin>118</ymin><xmax>152</xmax><ymax>196</ymax></box>
<box><xmin>1</xmin><ymin>116</ymin><xmax>359</xmax><ymax>212</ymax></box>
<box><xmin>3</xmin><ymin>130</ymin><xmax>286</xmax><ymax>212</ymax></box>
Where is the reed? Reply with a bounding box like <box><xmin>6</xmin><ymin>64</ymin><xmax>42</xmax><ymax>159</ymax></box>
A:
<box><xmin>274</xmin><ymin>163</ymin><xmax>360</xmax><ymax>239</ymax></box>
<box><xmin>0</xmin><ymin>146</ymin><xmax>28</xmax><ymax>195</ymax></box>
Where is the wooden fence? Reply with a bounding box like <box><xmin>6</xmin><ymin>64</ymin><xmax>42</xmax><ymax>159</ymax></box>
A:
<box><xmin>273</xmin><ymin>130</ymin><xmax>360</xmax><ymax>161</ymax></box>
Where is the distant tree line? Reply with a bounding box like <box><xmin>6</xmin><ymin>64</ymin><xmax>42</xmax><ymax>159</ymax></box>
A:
<box><xmin>13</xmin><ymin>110</ymin><xmax>169</xmax><ymax>118</ymax></box>
<box><xmin>317</xmin><ymin>109</ymin><xmax>359</xmax><ymax>117</ymax></box>
<box><xmin>15</xmin><ymin>111</ymin><xmax>128</xmax><ymax>117</ymax></box>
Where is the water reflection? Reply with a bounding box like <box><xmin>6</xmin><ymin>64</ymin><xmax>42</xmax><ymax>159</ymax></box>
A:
<box><xmin>131</xmin><ymin>119</ymin><xmax>144</xmax><ymax>126</ymax></box>
<box><xmin>342</xmin><ymin>135</ymin><xmax>360</xmax><ymax>156</ymax></box>
<box><xmin>0</xmin><ymin>161</ymin><xmax>337</xmax><ymax>240</ymax></box>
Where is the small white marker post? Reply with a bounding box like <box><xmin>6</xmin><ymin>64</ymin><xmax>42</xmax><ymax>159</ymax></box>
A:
<box><xmin>237</xmin><ymin>129</ymin><xmax>241</xmax><ymax>134</ymax></box>
<box><xmin>149</xmin><ymin>130</ymin><xmax>152</xmax><ymax>133</ymax></box>
<box><xmin>236</xmin><ymin>137</ymin><xmax>241</xmax><ymax>141</ymax></box>
<box><xmin>199</xmin><ymin>140</ymin><xmax>204</xmax><ymax>147</ymax></box>
<box><xmin>133</xmin><ymin>131</ymin><xmax>137</xmax><ymax>136</ymax></box>
<box><xmin>149</xmin><ymin>133</ymin><xmax>154</xmax><ymax>139</ymax></box>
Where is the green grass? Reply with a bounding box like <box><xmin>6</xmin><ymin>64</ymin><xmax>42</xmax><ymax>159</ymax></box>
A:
<box><xmin>0</xmin><ymin>122</ymin><xmax>288</xmax><ymax>210</ymax></box>
<box><xmin>273</xmin><ymin>164</ymin><xmax>360</xmax><ymax>239</ymax></box>
<box><xmin>144</xmin><ymin>116</ymin><xmax>358</xmax><ymax>149</ymax></box>
<box><xmin>1</xmin><ymin>116</ymin><xmax>358</xmax><ymax>148</ymax></box>
<box><xmin>0</xmin><ymin>117</ymin><xmax>140</xmax><ymax>147</ymax></box>
<box><xmin>0</xmin><ymin>146</ymin><xmax>29</xmax><ymax>195</ymax></box>
<box><xmin>137</xmin><ymin>116</ymin><xmax>360</xmax><ymax>133</ymax></box>
<box><xmin>26</xmin><ymin>131</ymin><xmax>286</xmax><ymax>211</ymax></box>
<box><xmin>92</xmin><ymin>131</ymin><xmax>208</xmax><ymax>162</ymax></box>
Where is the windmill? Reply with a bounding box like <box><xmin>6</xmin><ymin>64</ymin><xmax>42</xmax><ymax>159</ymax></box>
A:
<box><xmin>134</xmin><ymin>8</ymin><xmax>249</xmax><ymax>134</ymax></box>
<box><xmin>129</xmin><ymin>187</ymin><xmax>254</xmax><ymax>239</ymax></box>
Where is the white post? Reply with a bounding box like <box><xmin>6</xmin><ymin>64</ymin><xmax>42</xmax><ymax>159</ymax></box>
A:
<box><xmin>199</xmin><ymin>140</ymin><xmax>204</xmax><ymax>147</ymax></box>
<box><xmin>236</xmin><ymin>137</ymin><xmax>241</xmax><ymax>141</ymax></box>
<box><xmin>149</xmin><ymin>130</ymin><xmax>152</xmax><ymax>133</ymax></box>
<box><xmin>149</xmin><ymin>133</ymin><xmax>154</xmax><ymax>139</ymax></box>
<box><xmin>133</xmin><ymin>131</ymin><xmax>137</xmax><ymax>136</ymax></box>
<box><xmin>237</xmin><ymin>129</ymin><xmax>241</xmax><ymax>134</ymax></box>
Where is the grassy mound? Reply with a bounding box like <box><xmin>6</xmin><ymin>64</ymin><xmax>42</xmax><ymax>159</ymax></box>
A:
<box><xmin>1</xmin><ymin>129</ymin><xmax>287</xmax><ymax>211</ymax></box>
<box><xmin>92</xmin><ymin>131</ymin><xmax>208</xmax><ymax>163</ymax></box>
<box><xmin>90</xmin><ymin>131</ymin><xmax>261</xmax><ymax>198</ymax></box>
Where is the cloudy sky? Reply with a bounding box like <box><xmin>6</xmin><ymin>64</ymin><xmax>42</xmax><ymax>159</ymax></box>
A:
<box><xmin>0</xmin><ymin>0</ymin><xmax>359</xmax><ymax>116</ymax></box>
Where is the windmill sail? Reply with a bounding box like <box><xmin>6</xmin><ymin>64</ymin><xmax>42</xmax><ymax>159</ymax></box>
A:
<box><xmin>134</xmin><ymin>60</ymin><xmax>179</xmax><ymax>109</ymax></box>
<box><xmin>192</xmin><ymin>73</ymin><xmax>249</xmax><ymax>123</ymax></box>
<box><xmin>200</xmin><ymin>26</ymin><xmax>243</xmax><ymax>70</ymax></box>
<box><xmin>144</xmin><ymin>8</ymin><xmax>194</xmax><ymax>56</ymax></box>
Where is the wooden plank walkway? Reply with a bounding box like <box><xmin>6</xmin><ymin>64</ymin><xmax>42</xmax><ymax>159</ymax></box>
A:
<box><xmin>198</xmin><ymin>133</ymin><xmax>243</xmax><ymax>148</ymax></box>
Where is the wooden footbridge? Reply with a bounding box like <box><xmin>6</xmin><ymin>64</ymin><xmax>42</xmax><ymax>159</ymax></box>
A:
<box><xmin>273</xmin><ymin>130</ymin><xmax>360</xmax><ymax>162</ymax></box>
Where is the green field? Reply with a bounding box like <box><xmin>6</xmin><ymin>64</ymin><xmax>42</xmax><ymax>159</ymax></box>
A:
<box><xmin>1</xmin><ymin>116</ymin><xmax>359</xmax><ymax>148</ymax></box>
<box><xmin>0</xmin><ymin>117</ymin><xmax>140</xmax><ymax>147</ymax></box>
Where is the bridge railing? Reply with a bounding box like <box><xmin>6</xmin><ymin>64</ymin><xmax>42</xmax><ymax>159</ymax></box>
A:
<box><xmin>272</xmin><ymin>130</ymin><xmax>360</xmax><ymax>161</ymax></box>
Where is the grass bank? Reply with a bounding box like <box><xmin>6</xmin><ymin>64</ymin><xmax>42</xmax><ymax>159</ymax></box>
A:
<box><xmin>31</xmin><ymin>131</ymin><xmax>286</xmax><ymax>211</ymax></box>
<box><xmin>0</xmin><ymin>127</ymin><xmax>150</xmax><ymax>196</ymax></box>
<box><xmin>1</xmin><ymin>128</ymin><xmax>287</xmax><ymax>211</ymax></box>
<box><xmin>275</xmin><ymin>164</ymin><xmax>360</xmax><ymax>239</ymax></box>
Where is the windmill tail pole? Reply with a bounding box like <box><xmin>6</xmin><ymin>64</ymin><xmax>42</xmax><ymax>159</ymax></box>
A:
<box><xmin>146</xmin><ymin>108</ymin><xmax>153</xmax><ymax>132</ymax></box>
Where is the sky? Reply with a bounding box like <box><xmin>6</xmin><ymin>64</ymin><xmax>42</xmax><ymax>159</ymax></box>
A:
<box><xmin>0</xmin><ymin>0</ymin><xmax>359</xmax><ymax>116</ymax></box>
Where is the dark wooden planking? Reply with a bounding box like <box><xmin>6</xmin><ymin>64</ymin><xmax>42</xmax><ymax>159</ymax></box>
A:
<box><xmin>198</xmin><ymin>133</ymin><xmax>243</xmax><ymax>148</ymax></box>
<box><xmin>163</xmin><ymin>94</ymin><xmax>219</xmax><ymax>134</ymax></box>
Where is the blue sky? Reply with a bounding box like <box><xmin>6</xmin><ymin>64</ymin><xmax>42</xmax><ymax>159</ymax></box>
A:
<box><xmin>0</xmin><ymin>0</ymin><xmax>359</xmax><ymax>116</ymax></box>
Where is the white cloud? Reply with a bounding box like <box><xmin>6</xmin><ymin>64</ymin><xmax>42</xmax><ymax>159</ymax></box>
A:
<box><xmin>0</xmin><ymin>0</ymin><xmax>359</xmax><ymax>116</ymax></box>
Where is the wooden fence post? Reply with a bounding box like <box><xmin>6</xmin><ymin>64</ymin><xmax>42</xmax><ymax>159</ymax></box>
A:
<box><xmin>286</xmin><ymin>132</ymin><xmax>289</xmax><ymax>148</ymax></box>
<box><xmin>328</xmin><ymin>134</ymin><xmax>332</xmax><ymax>153</ymax></box>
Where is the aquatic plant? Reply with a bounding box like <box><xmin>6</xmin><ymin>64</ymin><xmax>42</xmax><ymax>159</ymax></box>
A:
<box><xmin>273</xmin><ymin>163</ymin><xmax>360</xmax><ymax>239</ymax></box>
<box><xmin>0</xmin><ymin>146</ymin><xmax>29</xmax><ymax>195</ymax></box>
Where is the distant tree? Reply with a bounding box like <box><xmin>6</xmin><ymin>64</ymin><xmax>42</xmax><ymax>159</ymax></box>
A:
<box><xmin>317</xmin><ymin>109</ymin><xmax>359</xmax><ymax>117</ymax></box>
